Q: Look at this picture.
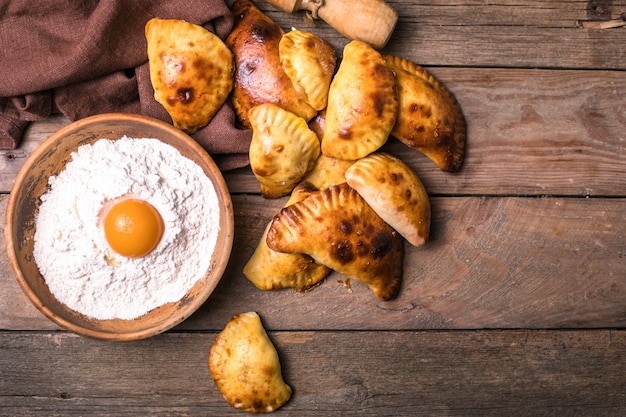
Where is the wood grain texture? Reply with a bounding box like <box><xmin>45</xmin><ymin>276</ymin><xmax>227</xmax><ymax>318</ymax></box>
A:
<box><xmin>4</xmin><ymin>193</ymin><xmax>624</xmax><ymax>331</ymax></box>
<box><xmin>184</xmin><ymin>195</ymin><xmax>626</xmax><ymax>330</ymax></box>
<box><xmin>0</xmin><ymin>117</ymin><xmax>63</xmax><ymax>192</ymax></box>
<box><xmin>252</xmin><ymin>0</ymin><xmax>626</xmax><ymax>69</ymax></box>
<box><xmin>2</xmin><ymin>1</ymin><xmax>625</xmax><ymax>414</ymax></box>
<box><xmin>225</xmin><ymin>68</ymin><xmax>626</xmax><ymax>196</ymax></box>
<box><xmin>4</xmin><ymin>65</ymin><xmax>625</xmax><ymax>197</ymax></box>
<box><xmin>0</xmin><ymin>330</ymin><xmax>624</xmax><ymax>416</ymax></box>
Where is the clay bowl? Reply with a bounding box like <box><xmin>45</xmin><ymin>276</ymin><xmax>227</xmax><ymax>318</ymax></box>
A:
<box><xmin>5</xmin><ymin>113</ymin><xmax>234</xmax><ymax>341</ymax></box>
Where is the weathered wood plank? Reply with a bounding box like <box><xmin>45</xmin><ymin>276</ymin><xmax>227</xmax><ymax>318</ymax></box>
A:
<box><xmin>254</xmin><ymin>0</ymin><xmax>626</xmax><ymax>69</ymax></box>
<box><xmin>184</xmin><ymin>194</ymin><xmax>626</xmax><ymax>330</ymax></box>
<box><xmin>1</xmin><ymin>3</ymin><xmax>623</xmax><ymax>416</ymax></box>
<box><xmin>0</xmin><ymin>330</ymin><xmax>624</xmax><ymax>416</ymax></box>
<box><xmin>0</xmin><ymin>115</ymin><xmax>65</xmax><ymax>192</ymax></box>
<box><xmin>3</xmin><ymin>194</ymin><xmax>624</xmax><ymax>331</ymax></box>
<box><xmin>3</xmin><ymin>67</ymin><xmax>625</xmax><ymax>196</ymax></box>
<box><xmin>225</xmin><ymin>66</ymin><xmax>626</xmax><ymax>197</ymax></box>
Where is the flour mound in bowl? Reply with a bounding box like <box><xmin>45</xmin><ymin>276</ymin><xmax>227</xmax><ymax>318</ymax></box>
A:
<box><xmin>33</xmin><ymin>136</ymin><xmax>220</xmax><ymax>320</ymax></box>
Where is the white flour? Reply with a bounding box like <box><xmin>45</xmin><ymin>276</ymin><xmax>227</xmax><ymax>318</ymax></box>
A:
<box><xmin>33</xmin><ymin>136</ymin><xmax>220</xmax><ymax>320</ymax></box>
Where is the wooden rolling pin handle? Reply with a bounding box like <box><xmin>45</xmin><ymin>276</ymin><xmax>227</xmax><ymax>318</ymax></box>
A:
<box><xmin>265</xmin><ymin>0</ymin><xmax>398</xmax><ymax>49</ymax></box>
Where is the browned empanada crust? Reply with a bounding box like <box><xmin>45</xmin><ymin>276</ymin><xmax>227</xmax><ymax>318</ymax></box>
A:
<box><xmin>279</xmin><ymin>29</ymin><xmax>337</xmax><ymax>111</ymax></box>
<box><xmin>244</xmin><ymin>182</ymin><xmax>331</xmax><ymax>291</ymax></box>
<box><xmin>145</xmin><ymin>18</ymin><xmax>233</xmax><ymax>134</ymax></box>
<box><xmin>301</xmin><ymin>154</ymin><xmax>352</xmax><ymax>190</ymax></box>
<box><xmin>321</xmin><ymin>40</ymin><xmax>398</xmax><ymax>161</ymax></box>
<box><xmin>244</xmin><ymin>223</ymin><xmax>331</xmax><ymax>291</ymax></box>
<box><xmin>384</xmin><ymin>54</ymin><xmax>466</xmax><ymax>173</ymax></box>
<box><xmin>345</xmin><ymin>152</ymin><xmax>431</xmax><ymax>246</ymax></box>
<box><xmin>248</xmin><ymin>103</ymin><xmax>321</xmax><ymax>198</ymax></box>
<box><xmin>226</xmin><ymin>0</ymin><xmax>316</xmax><ymax>128</ymax></box>
<box><xmin>308</xmin><ymin>109</ymin><xmax>326</xmax><ymax>141</ymax></box>
<box><xmin>209</xmin><ymin>312</ymin><xmax>292</xmax><ymax>413</ymax></box>
<box><xmin>266</xmin><ymin>183</ymin><xmax>403</xmax><ymax>301</ymax></box>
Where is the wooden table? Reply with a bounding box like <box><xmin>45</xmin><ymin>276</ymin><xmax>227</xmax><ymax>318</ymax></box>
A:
<box><xmin>2</xmin><ymin>1</ymin><xmax>625</xmax><ymax>415</ymax></box>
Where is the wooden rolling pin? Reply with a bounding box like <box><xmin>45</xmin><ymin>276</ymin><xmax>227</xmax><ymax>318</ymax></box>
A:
<box><xmin>265</xmin><ymin>0</ymin><xmax>398</xmax><ymax>49</ymax></box>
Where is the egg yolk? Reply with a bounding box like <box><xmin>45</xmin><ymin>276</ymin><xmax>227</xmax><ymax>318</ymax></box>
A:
<box><xmin>103</xmin><ymin>198</ymin><xmax>164</xmax><ymax>258</ymax></box>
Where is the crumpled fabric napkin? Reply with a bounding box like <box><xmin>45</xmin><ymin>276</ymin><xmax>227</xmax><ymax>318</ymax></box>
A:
<box><xmin>0</xmin><ymin>0</ymin><xmax>251</xmax><ymax>170</ymax></box>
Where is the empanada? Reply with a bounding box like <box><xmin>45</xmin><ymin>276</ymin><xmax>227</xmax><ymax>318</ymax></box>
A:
<box><xmin>145</xmin><ymin>18</ymin><xmax>233</xmax><ymax>134</ymax></box>
<box><xmin>279</xmin><ymin>29</ymin><xmax>337</xmax><ymax>111</ymax></box>
<box><xmin>244</xmin><ymin>182</ymin><xmax>331</xmax><ymax>291</ymax></box>
<box><xmin>345</xmin><ymin>152</ymin><xmax>431</xmax><ymax>246</ymax></box>
<box><xmin>266</xmin><ymin>183</ymin><xmax>404</xmax><ymax>301</ymax></box>
<box><xmin>302</xmin><ymin>154</ymin><xmax>352</xmax><ymax>190</ymax></box>
<box><xmin>226</xmin><ymin>0</ymin><xmax>316</xmax><ymax>128</ymax></box>
<box><xmin>248</xmin><ymin>103</ymin><xmax>321</xmax><ymax>198</ymax></box>
<box><xmin>321</xmin><ymin>40</ymin><xmax>398</xmax><ymax>161</ymax></box>
<box><xmin>209</xmin><ymin>312</ymin><xmax>292</xmax><ymax>413</ymax></box>
<box><xmin>308</xmin><ymin>109</ymin><xmax>326</xmax><ymax>141</ymax></box>
<box><xmin>384</xmin><ymin>55</ymin><xmax>466</xmax><ymax>172</ymax></box>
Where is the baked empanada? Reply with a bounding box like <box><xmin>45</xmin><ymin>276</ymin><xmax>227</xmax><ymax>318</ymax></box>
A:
<box><xmin>384</xmin><ymin>55</ymin><xmax>466</xmax><ymax>172</ymax></box>
<box><xmin>279</xmin><ymin>29</ymin><xmax>337</xmax><ymax>111</ymax></box>
<box><xmin>345</xmin><ymin>152</ymin><xmax>430</xmax><ymax>246</ymax></box>
<box><xmin>209</xmin><ymin>312</ymin><xmax>292</xmax><ymax>413</ymax></box>
<box><xmin>308</xmin><ymin>109</ymin><xmax>326</xmax><ymax>141</ymax></box>
<box><xmin>145</xmin><ymin>18</ymin><xmax>233</xmax><ymax>134</ymax></box>
<box><xmin>321</xmin><ymin>40</ymin><xmax>398</xmax><ymax>161</ymax></box>
<box><xmin>226</xmin><ymin>0</ymin><xmax>316</xmax><ymax>128</ymax></box>
<box><xmin>244</xmin><ymin>182</ymin><xmax>331</xmax><ymax>291</ymax></box>
<box><xmin>302</xmin><ymin>154</ymin><xmax>352</xmax><ymax>190</ymax></box>
<box><xmin>248</xmin><ymin>103</ymin><xmax>321</xmax><ymax>198</ymax></box>
<box><xmin>266</xmin><ymin>183</ymin><xmax>404</xmax><ymax>301</ymax></box>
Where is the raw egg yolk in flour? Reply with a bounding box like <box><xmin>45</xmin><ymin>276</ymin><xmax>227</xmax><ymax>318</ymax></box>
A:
<box><xmin>103</xmin><ymin>198</ymin><xmax>165</xmax><ymax>258</ymax></box>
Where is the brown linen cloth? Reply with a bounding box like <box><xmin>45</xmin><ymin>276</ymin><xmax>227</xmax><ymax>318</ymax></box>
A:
<box><xmin>0</xmin><ymin>0</ymin><xmax>251</xmax><ymax>170</ymax></box>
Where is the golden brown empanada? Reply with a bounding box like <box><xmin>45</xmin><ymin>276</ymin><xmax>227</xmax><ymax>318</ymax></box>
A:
<box><xmin>345</xmin><ymin>152</ymin><xmax>431</xmax><ymax>246</ymax></box>
<box><xmin>308</xmin><ymin>109</ymin><xmax>326</xmax><ymax>141</ymax></box>
<box><xmin>301</xmin><ymin>154</ymin><xmax>352</xmax><ymax>190</ymax></box>
<box><xmin>279</xmin><ymin>29</ymin><xmax>337</xmax><ymax>111</ymax></box>
<box><xmin>384</xmin><ymin>54</ymin><xmax>466</xmax><ymax>173</ymax></box>
<box><xmin>209</xmin><ymin>312</ymin><xmax>292</xmax><ymax>413</ymax></box>
<box><xmin>248</xmin><ymin>103</ymin><xmax>321</xmax><ymax>198</ymax></box>
<box><xmin>266</xmin><ymin>183</ymin><xmax>404</xmax><ymax>301</ymax></box>
<box><xmin>321</xmin><ymin>40</ymin><xmax>398</xmax><ymax>161</ymax></box>
<box><xmin>145</xmin><ymin>18</ymin><xmax>233</xmax><ymax>134</ymax></box>
<box><xmin>244</xmin><ymin>182</ymin><xmax>331</xmax><ymax>291</ymax></box>
<box><xmin>226</xmin><ymin>0</ymin><xmax>316</xmax><ymax>128</ymax></box>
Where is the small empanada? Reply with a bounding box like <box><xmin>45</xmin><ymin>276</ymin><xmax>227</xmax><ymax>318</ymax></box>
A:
<box><xmin>345</xmin><ymin>152</ymin><xmax>431</xmax><ymax>246</ymax></box>
<box><xmin>145</xmin><ymin>18</ymin><xmax>233</xmax><ymax>134</ymax></box>
<box><xmin>301</xmin><ymin>154</ymin><xmax>352</xmax><ymax>190</ymax></box>
<box><xmin>384</xmin><ymin>54</ymin><xmax>466</xmax><ymax>172</ymax></box>
<box><xmin>244</xmin><ymin>182</ymin><xmax>331</xmax><ymax>291</ymax></box>
<box><xmin>321</xmin><ymin>40</ymin><xmax>398</xmax><ymax>161</ymax></box>
<box><xmin>266</xmin><ymin>183</ymin><xmax>404</xmax><ymax>301</ymax></box>
<box><xmin>248</xmin><ymin>103</ymin><xmax>321</xmax><ymax>198</ymax></box>
<box><xmin>226</xmin><ymin>0</ymin><xmax>316</xmax><ymax>128</ymax></box>
<box><xmin>279</xmin><ymin>29</ymin><xmax>337</xmax><ymax>111</ymax></box>
<box><xmin>209</xmin><ymin>312</ymin><xmax>292</xmax><ymax>413</ymax></box>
